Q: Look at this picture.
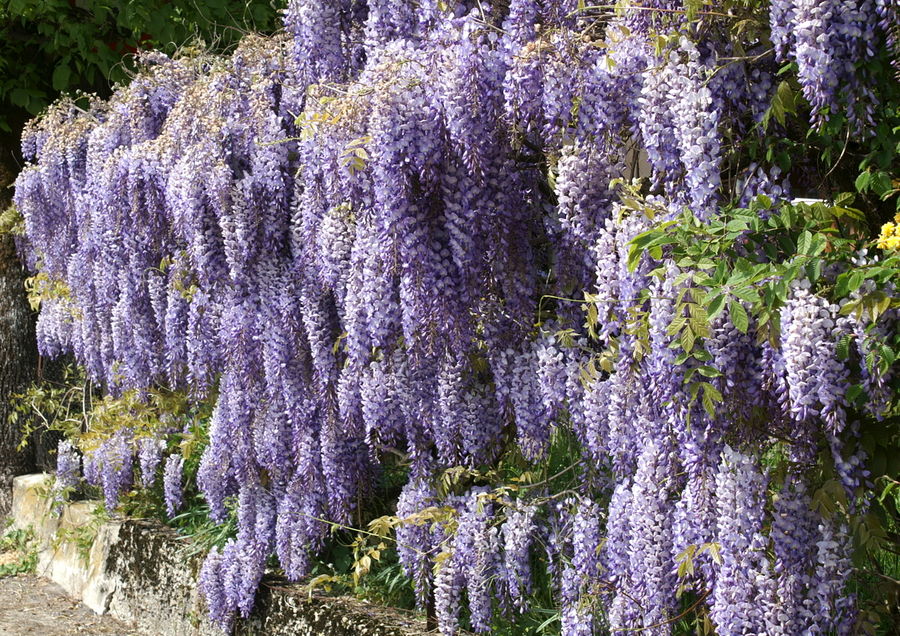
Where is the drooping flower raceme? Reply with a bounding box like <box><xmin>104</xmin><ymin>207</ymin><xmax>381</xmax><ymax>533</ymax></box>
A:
<box><xmin>138</xmin><ymin>437</ymin><xmax>166</xmax><ymax>488</ymax></box>
<box><xmin>55</xmin><ymin>439</ymin><xmax>81</xmax><ymax>490</ymax></box>
<box><xmin>163</xmin><ymin>454</ymin><xmax>185</xmax><ymax>517</ymax></box>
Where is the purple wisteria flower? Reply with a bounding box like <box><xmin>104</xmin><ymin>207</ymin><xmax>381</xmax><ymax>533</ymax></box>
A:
<box><xmin>163</xmin><ymin>454</ymin><xmax>185</xmax><ymax>517</ymax></box>
<box><xmin>55</xmin><ymin>439</ymin><xmax>81</xmax><ymax>490</ymax></box>
<box><xmin>138</xmin><ymin>437</ymin><xmax>166</xmax><ymax>488</ymax></box>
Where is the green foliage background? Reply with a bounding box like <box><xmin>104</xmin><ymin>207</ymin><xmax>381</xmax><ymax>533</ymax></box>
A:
<box><xmin>0</xmin><ymin>0</ymin><xmax>281</xmax><ymax>135</ymax></box>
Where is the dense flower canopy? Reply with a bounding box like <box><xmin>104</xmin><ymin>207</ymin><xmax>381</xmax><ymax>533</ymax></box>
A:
<box><xmin>14</xmin><ymin>0</ymin><xmax>899</xmax><ymax>634</ymax></box>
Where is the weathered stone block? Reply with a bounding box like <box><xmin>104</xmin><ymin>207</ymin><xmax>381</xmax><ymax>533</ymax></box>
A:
<box><xmin>11</xmin><ymin>473</ymin><xmax>57</xmax><ymax>541</ymax></box>
<box><xmin>10</xmin><ymin>475</ymin><xmax>427</xmax><ymax>636</ymax></box>
<box><xmin>11</xmin><ymin>474</ymin><xmax>118</xmax><ymax>612</ymax></box>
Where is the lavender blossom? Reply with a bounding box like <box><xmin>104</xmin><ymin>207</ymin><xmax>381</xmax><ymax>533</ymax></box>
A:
<box><xmin>711</xmin><ymin>446</ymin><xmax>777</xmax><ymax>635</ymax></box>
<box><xmin>163</xmin><ymin>454</ymin><xmax>185</xmax><ymax>517</ymax></box>
<box><xmin>55</xmin><ymin>439</ymin><xmax>81</xmax><ymax>490</ymax></box>
<box><xmin>502</xmin><ymin>503</ymin><xmax>537</xmax><ymax>612</ymax></box>
<box><xmin>137</xmin><ymin>437</ymin><xmax>165</xmax><ymax>488</ymax></box>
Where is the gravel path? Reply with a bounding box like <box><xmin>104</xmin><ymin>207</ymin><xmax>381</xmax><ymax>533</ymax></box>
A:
<box><xmin>0</xmin><ymin>575</ymin><xmax>137</xmax><ymax>636</ymax></box>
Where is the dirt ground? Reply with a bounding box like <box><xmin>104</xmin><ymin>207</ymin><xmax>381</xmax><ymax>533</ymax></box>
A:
<box><xmin>0</xmin><ymin>575</ymin><xmax>138</xmax><ymax>636</ymax></box>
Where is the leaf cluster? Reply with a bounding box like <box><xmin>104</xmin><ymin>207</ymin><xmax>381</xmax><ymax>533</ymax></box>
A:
<box><xmin>0</xmin><ymin>522</ymin><xmax>38</xmax><ymax>577</ymax></box>
<box><xmin>627</xmin><ymin>193</ymin><xmax>900</xmax><ymax>416</ymax></box>
<box><xmin>0</xmin><ymin>0</ymin><xmax>280</xmax><ymax>133</ymax></box>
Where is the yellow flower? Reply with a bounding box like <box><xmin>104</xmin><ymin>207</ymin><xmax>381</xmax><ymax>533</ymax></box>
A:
<box><xmin>878</xmin><ymin>236</ymin><xmax>900</xmax><ymax>250</ymax></box>
<box><xmin>877</xmin><ymin>222</ymin><xmax>899</xmax><ymax>250</ymax></box>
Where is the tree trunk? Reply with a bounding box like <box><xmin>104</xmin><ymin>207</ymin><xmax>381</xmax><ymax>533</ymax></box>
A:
<box><xmin>0</xmin><ymin>146</ymin><xmax>37</xmax><ymax>516</ymax></box>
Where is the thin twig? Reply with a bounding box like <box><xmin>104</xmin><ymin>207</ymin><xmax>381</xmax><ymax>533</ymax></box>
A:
<box><xmin>875</xmin><ymin>572</ymin><xmax>900</xmax><ymax>586</ymax></box>
<box><xmin>612</xmin><ymin>590</ymin><xmax>712</xmax><ymax>632</ymax></box>
<box><xmin>517</xmin><ymin>462</ymin><xmax>580</xmax><ymax>490</ymax></box>
<box><xmin>573</xmin><ymin>4</ymin><xmax>739</xmax><ymax>20</ymax></box>
<box><xmin>821</xmin><ymin>125</ymin><xmax>853</xmax><ymax>183</ymax></box>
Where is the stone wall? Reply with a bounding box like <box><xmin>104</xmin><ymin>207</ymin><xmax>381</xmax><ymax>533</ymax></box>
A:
<box><xmin>10</xmin><ymin>474</ymin><xmax>426</xmax><ymax>636</ymax></box>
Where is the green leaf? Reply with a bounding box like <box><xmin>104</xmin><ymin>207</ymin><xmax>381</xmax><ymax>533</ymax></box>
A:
<box><xmin>871</xmin><ymin>266</ymin><xmax>896</xmax><ymax>284</ymax></box>
<box><xmin>835</xmin><ymin>334</ymin><xmax>852</xmax><ymax>361</ymax></box>
<box><xmin>673</xmin><ymin>271</ymin><xmax>693</xmax><ymax>286</ymax></box>
<box><xmin>712</xmin><ymin>260</ymin><xmax>728</xmax><ymax>285</ymax></box>
<box><xmin>845</xmin><ymin>384</ymin><xmax>867</xmax><ymax>407</ymax></box>
<box><xmin>680</xmin><ymin>325</ymin><xmax>696</xmax><ymax>352</ymax></box>
<box><xmin>752</xmin><ymin>194</ymin><xmax>773</xmax><ymax>211</ymax></box>
<box><xmin>808</xmin><ymin>233</ymin><xmax>827</xmax><ymax>257</ymax></box>
<box><xmin>871</xmin><ymin>171</ymin><xmax>892</xmax><ymax>197</ymax></box>
<box><xmin>725</xmin><ymin>219</ymin><xmax>749</xmax><ymax>232</ymax></box>
<box><xmin>693</xmin><ymin>272</ymin><xmax>715</xmax><ymax>286</ymax></box>
<box><xmin>777</xmin><ymin>80</ymin><xmax>795</xmax><ymax>113</ymax></box>
<box><xmin>797</xmin><ymin>230</ymin><xmax>813</xmax><ymax>255</ymax></box>
<box><xmin>52</xmin><ymin>61</ymin><xmax>71</xmax><ymax>92</ymax></box>
<box><xmin>674</xmin><ymin>350</ymin><xmax>692</xmax><ymax>365</ymax></box>
<box><xmin>688</xmin><ymin>301</ymin><xmax>709</xmax><ymax>322</ymax></box>
<box><xmin>839</xmin><ymin>298</ymin><xmax>861</xmax><ymax>317</ymax></box>
<box><xmin>726</xmin><ymin>269</ymin><xmax>748</xmax><ymax>287</ymax></box>
<box><xmin>872</xmin><ymin>292</ymin><xmax>892</xmax><ymax>322</ymax></box>
<box><xmin>805</xmin><ymin>259</ymin><xmax>822</xmax><ymax>283</ymax></box>
<box><xmin>847</xmin><ymin>270</ymin><xmax>864</xmax><ymax>294</ymax></box>
<box><xmin>832</xmin><ymin>206</ymin><xmax>865</xmax><ymax>221</ymax></box>
<box><xmin>667</xmin><ymin>316</ymin><xmax>687</xmax><ymax>337</ymax></box>
<box><xmin>9</xmin><ymin>88</ymin><xmax>31</xmax><ymax>108</ymax></box>
<box><xmin>731</xmin><ymin>286</ymin><xmax>761</xmax><ymax>306</ymax></box>
<box><xmin>689</xmin><ymin>381</ymin><xmax>702</xmax><ymax>402</ymax></box>
<box><xmin>630</xmin><ymin>226</ymin><xmax>666</xmax><ymax>249</ymax></box>
<box><xmin>729</xmin><ymin>300</ymin><xmax>749</xmax><ymax>333</ymax></box>
<box><xmin>701</xmin><ymin>382</ymin><xmax>723</xmax><ymax>417</ymax></box>
<box><xmin>855</xmin><ymin>171</ymin><xmax>872</xmax><ymax>193</ymax></box>
<box><xmin>782</xmin><ymin>263</ymin><xmax>803</xmax><ymax>287</ymax></box>
<box><xmin>700</xmin><ymin>542</ymin><xmax>722</xmax><ymax>566</ymax></box>
<box><xmin>833</xmin><ymin>191</ymin><xmax>855</xmax><ymax>207</ymax></box>
<box><xmin>626</xmin><ymin>242</ymin><xmax>643</xmax><ymax>272</ymax></box>
<box><xmin>706</xmin><ymin>292</ymin><xmax>726</xmax><ymax>320</ymax></box>
<box><xmin>780</xmin><ymin>205</ymin><xmax>796</xmax><ymax>228</ymax></box>
<box><xmin>696</xmin><ymin>365</ymin><xmax>723</xmax><ymax>378</ymax></box>
<box><xmin>834</xmin><ymin>272</ymin><xmax>851</xmax><ymax>297</ymax></box>
<box><xmin>766</xmin><ymin>80</ymin><xmax>797</xmax><ymax>127</ymax></box>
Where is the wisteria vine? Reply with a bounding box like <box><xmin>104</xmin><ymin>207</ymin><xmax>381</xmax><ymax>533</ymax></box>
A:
<box><xmin>17</xmin><ymin>0</ymin><xmax>899</xmax><ymax>634</ymax></box>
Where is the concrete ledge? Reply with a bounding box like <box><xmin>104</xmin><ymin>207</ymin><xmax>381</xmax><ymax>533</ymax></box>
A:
<box><xmin>11</xmin><ymin>474</ymin><xmax>117</xmax><ymax>613</ymax></box>
<box><xmin>11</xmin><ymin>473</ymin><xmax>57</xmax><ymax>541</ymax></box>
<box><xmin>10</xmin><ymin>474</ymin><xmax>426</xmax><ymax>635</ymax></box>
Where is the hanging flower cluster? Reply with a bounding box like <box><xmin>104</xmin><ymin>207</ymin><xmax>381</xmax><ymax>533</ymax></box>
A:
<box><xmin>54</xmin><ymin>439</ymin><xmax>81</xmax><ymax>493</ymax></box>
<box><xmin>771</xmin><ymin>0</ymin><xmax>883</xmax><ymax>131</ymax></box>
<box><xmin>14</xmin><ymin>0</ymin><xmax>896</xmax><ymax>634</ymax></box>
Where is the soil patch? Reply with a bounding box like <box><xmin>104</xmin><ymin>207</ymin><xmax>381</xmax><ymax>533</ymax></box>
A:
<box><xmin>0</xmin><ymin>575</ymin><xmax>138</xmax><ymax>635</ymax></box>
